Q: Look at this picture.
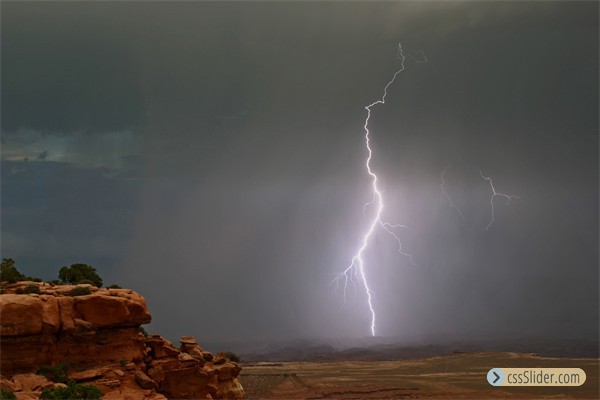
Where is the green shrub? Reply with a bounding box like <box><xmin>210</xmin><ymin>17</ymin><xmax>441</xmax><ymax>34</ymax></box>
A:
<box><xmin>139</xmin><ymin>326</ymin><xmax>148</xmax><ymax>337</ymax></box>
<box><xmin>40</xmin><ymin>381</ymin><xmax>102</xmax><ymax>400</ymax></box>
<box><xmin>0</xmin><ymin>258</ymin><xmax>41</xmax><ymax>283</ymax></box>
<box><xmin>23</xmin><ymin>284</ymin><xmax>41</xmax><ymax>294</ymax></box>
<box><xmin>107</xmin><ymin>284</ymin><xmax>122</xmax><ymax>289</ymax></box>
<box><xmin>221</xmin><ymin>351</ymin><xmax>241</xmax><ymax>363</ymax></box>
<box><xmin>47</xmin><ymin>280</ymin><xmax>62</xmax><ymax>286</ymax></box>
<box><xmin>16</xmin><ymin>285</ymin><xmax>41</xmax><ymax>294</ymax></box>
<box><xmin>67</xmin><ymin>286</ymin><xmax>92</xmax><ymax>297</ymax></box>
<box><xmin>38</xmin><ymin>363</ymin><xmax>70</xmax><ymax>383</ymax></box>
<box><xmin>0</xmin><ymin>389</ymin><xmax>16</xmax><ymax>400</ymax></box>
<box><xmin>59</xmin><ymin>264</ymin><xmax>103</xmax><ymax>287</ymax></box>
<box><xmin>119</xmin><ymin>359</ymin><xmax>127</xmax><ymax>367</ymax></box>
<box><xmin>1</xmin><ymin>258</ymin><xmax>23</xmax><ymax>283</ymax></box>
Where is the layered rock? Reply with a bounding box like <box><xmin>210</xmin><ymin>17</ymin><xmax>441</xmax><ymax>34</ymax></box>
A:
<box><xmin>0</xmin><ymin>283</ymin><xmax>150</xmax><ymax>375</ymax></box>
<box><xmin>0</xmin><ymin>282</ymin><xmax>244</xmax><ymax>399</ymax></box>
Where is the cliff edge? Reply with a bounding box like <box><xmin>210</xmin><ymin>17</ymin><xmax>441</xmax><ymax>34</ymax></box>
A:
<box><xmin>0</xmin><ymin>281</ymin><xmax>244</xmax><ymax>399</ymax></box>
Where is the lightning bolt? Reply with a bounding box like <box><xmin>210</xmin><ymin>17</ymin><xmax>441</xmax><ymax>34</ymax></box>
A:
<box><xmin>334</xmin><ymin>43</ymin><xmax>420</xmax><ymax>337</ymax></box>
<box><xmin>478</xmin><ymin>169</ymin><xmax>520</xmax><ymax>230</ymax></box>
<box><xmin>440</xmin><ymin>161</ymin><xmax>520</xmax><ymax>230</ymax></box>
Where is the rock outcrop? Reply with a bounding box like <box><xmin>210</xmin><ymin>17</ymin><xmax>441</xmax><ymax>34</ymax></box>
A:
<box><xmin>0</xmin><ymin>283</ymin><xmax>150</xmax><ymax>375</ymax></box>
<box><xmin>0</xmin><ymin>282</ymin><xmax>244</xmax><ymax>399</ymax></box>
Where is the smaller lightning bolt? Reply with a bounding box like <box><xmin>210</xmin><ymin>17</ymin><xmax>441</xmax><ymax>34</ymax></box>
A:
<box><xmin>478</xmin><ymin>169</ymin><xmax>520</xmax><ymax>230</ymax></box>
<box><xmin>407</xmin><ymin>50</ymin><xmax>428</xmax><ymax>64</ymax></box>
<box><xmin>440</xmin><ymin>161</ymin><xmax>519</xmax><ymax>230</ymax></box>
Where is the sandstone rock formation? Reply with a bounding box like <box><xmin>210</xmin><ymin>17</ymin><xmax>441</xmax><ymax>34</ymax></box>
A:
<box><xmin>0</xmin><ymin>281</ymin><xmax>244</xmax><ymax>399</ymax></box>
<box><xmin>0</xmin><ymin>283</ymin><xmax>150</xmax><ymax>375</ymax></box>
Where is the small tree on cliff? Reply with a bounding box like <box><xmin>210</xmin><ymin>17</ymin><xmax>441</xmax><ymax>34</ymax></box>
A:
<box><xmin>0</xmin><ymin>258</ymin><xmax>40</xmax><ymax>283</ymax></box>
<box><xmin>58</xmin><ymin>264</ymin><xmax>103</xmax><ymax>287</ymax></box>
<box><xmin>1</xmin><ymin>258</ymin><xmax>23</xmax><ymax>283</ymax></box>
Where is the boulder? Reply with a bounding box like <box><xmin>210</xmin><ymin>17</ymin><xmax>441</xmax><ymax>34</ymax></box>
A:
<box><xmin>146</xmin><ymin>336</ymin><xmax>180</xmax><ymax>359</ymax></box>
<box><xmin>180</xmin><ymin>336</ymin><xmax>205</xmax><ymax>361</ymax></box>
<box><xmin>113</xmin><ymin>369</ymin><xmax>125</xmax><ymax>377</ymax></box>
<box><xmin>216</xmin><ymin>378</ymin><xmax>245</xmax><ymax>400</ymax></box>
<box><xmin>211</xmin><ymin>362</ymin><xmax>242</xmax><ymax>382</ymax></box>
<box><xmin>179</xmin><ymin>336</ymin><xmax>197</xmax><ymax>344</ymax></box>
<box><xmin>135</xmin><ymin>370</ymin><xmax>158</xmax><ymax>390</ymax></box>
<box><xmin>0</xmin><ymin>376</ymin><xmax>19</xmax><ymax>392</ymax></box>
<box><xmin>213</xmin><ymin>355</ymin><xmax>227</xmax><ymax>365</ymax></box>
<box><xmin>0</xmin><ymin>295</ymin><xmax>43</xmax><ymax>336</ymax></box>
<box><xmin>74</xmin><ymin>295</ymin><xmax>150</xmax><ymax>329</ymax></box>
<box><xmin>11</xmin><ymin>373</ymin><xmax>53</xmax><ymax>392</ymax></box>
<box><xmin>70</xmin><ymin>366</ymin><xmax>111</xmax><ymax>382</ymax></box>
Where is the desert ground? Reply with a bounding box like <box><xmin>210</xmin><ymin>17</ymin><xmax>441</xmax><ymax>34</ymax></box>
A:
<box><xmin>239</xmin><ymin>352</ymin><xmax>599</xmax><ymax>399</ymax></box>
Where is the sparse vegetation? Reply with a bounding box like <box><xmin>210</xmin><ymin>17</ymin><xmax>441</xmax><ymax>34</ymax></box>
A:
<box><xmin>16</xmin><ymin>283</ymin><xmax>42</xmax><ymax>294</ymax></box>
<box><xmin>1</xmin><ymin>258</ymin><xmax>40</xmax><ymax>283</ymax></box>
<box><xmin>67</xmin><ymin>286</ymin><xmax>92</xmax><ymax>297</ymax></box>
<box><xmin>2</xmin><ymin>258</ymin><xmax>23</xmax><ymax>283</ymax></box>
<box><xmin>59</xmin><ymin>264</ymin><xmax>103</xmax><ymax>287</ymax></box>
<box><xmin>0</xmin><ymin>389</ymin><xmax>16</xmax><ymax>400</ymax></box>
<box><xmin>40</xmin><ymin>381</ymin><xmax>102</xmax><ymax>400</ymax></box>
<box><xmin>221</xmin><ymin>351</ymin><xmax>241</xmax><ymax>363</ymax></box>
<box><xmin>119</xmin><ymin>359</ymin><xmax>127</xmax><ymax>367</ymax></box>
<box><xmin>139</xmin><ymin>326</ymin><xmax>149</xmax><ymax>337</ymax></box>
<box><xmin>38</xmin><ymin>363</ymin><xmax>70</xmax><ymax>383</ymax></box>
<box><xmin>107</xmin><ymin>284</ymin><xmax>122</xmax><ymax>289</ymax></box>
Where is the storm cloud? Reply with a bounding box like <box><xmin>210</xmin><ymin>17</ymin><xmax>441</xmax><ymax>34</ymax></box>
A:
<box><xmin>1</xmin><ymin>1</ymin><xmax>597</xmax><ymax>344</ymax></box>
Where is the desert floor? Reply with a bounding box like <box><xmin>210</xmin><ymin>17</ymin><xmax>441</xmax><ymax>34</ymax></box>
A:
<box><xmin>239</xmin><ymin>352</ymin><xmax>599</xmax><ymax>399</ymax></box>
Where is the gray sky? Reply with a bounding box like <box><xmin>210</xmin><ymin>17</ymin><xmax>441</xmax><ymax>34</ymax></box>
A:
<box><xmin>1</xmin><ymin>1</ymin><xmax>598</xmax><ymax>343</ymax></box>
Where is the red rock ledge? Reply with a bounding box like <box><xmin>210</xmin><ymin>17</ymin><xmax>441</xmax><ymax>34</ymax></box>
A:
<box><xmin>0</xmin><ymin>282</ymin><xmax>243</xmax><ymax>399</ymax></box>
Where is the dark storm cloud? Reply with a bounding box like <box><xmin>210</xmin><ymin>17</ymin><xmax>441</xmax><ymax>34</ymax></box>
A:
<box><xmin>1</xmin><ymin>3</ymin><xmax>142</xmax><ymax>133</ymax></box>
<box><xmin>1</xmin><ymin>1</ymin><xmax>597</xmax><ymax>344</ymax></box>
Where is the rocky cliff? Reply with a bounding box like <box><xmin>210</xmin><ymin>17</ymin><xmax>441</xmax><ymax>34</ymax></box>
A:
<box><xmin>0</xmin><ymin>281</ymin><xmax>244</xmax><ymax>399</ymax></box>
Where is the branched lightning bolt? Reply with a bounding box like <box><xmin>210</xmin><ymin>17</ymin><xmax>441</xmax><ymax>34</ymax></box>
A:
<box><xmin>478</xmin><ymin>169</ymin><xmax>520</xmax><ymax>230</ymax></box>
<box><xmin>334</xmin><ymin>43</ymin><xmax>419</xmax><ymax>337</ymax></box>
<box><xmin>440</xmin><ymin>161</ymin><xmax>520</xmax><ymax>230</ymax></box>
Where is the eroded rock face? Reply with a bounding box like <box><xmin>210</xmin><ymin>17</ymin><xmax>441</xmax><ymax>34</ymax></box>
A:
<box><xmin>0</xmin><ymin>286</ymin><xmax>150</xmax><ymax>334</ymax></box>
<box><xmin>0</xmin><ymin>295</ymin><xmax>45</xmax><ymax>336</ymax></box>
<box><xmin>146</xmin><ymin>336</ymin><xmax>181</xmax><ymax>359</ymax></box>
<box><xmin>216</xmin><ymin>379</ymin><xmax>245</xmax><ymax>400</ymax></box>
<box><xmin>0</xmin><ymin>327</ymin><xmax>145</xmax><ymax>374</ymax></box>
<box><xmin>0</xmin><ymin>283</ymin><xmax>244</xmax><ymax>399</ymax></box>
<box><xmin>0</xmin><ymin>284</ymin><xmax>150</xmax><ymax>376</ymax></box>
<box><xmin>74</xmin><ymin>294</ymin><xmax>150</xmax><ymax>329</ymax></box>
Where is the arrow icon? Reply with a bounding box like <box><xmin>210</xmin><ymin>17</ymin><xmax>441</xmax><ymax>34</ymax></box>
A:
<box><xmin>487</xmin><ymin>368</ymin><xmax>504</xmax><ymax>386</ymax></box>
<box><xmin>493</xmin><ymin>371</ymin><xmax>500</xmax><ymax>384</ymax></box>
